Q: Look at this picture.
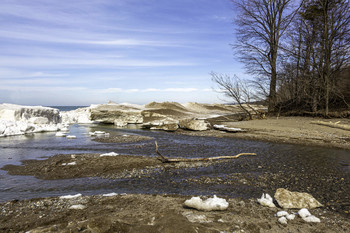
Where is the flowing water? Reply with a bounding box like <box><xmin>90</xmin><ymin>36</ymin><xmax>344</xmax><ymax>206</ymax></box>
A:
<box><xmin>0</xmin><ymin>124</ymin><xmax>349</xmax><ymax>204</ymax></box>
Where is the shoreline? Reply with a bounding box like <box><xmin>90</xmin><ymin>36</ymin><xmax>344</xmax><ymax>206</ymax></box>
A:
<box><xmin>174</xmin><ymin>116</ymin><xmax>350</xmax><ymax>150</ymax></box>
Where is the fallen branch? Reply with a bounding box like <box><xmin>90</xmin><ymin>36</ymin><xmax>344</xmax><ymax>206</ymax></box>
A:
<box><xmin>155</xmin><ymin>141</ymin><xmax>256</xmax><ymax>163</ymax></box>
<box><xmin>310</xmin><ymin>121</ymin><xmax>350</xmax><ymax>131</ymax></box>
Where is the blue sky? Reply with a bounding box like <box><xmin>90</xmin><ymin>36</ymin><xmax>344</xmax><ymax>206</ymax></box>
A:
<box><xmin>0</xmin><ymin>0</ymin><xmax>245</xmax><ymax>106</ymax></box>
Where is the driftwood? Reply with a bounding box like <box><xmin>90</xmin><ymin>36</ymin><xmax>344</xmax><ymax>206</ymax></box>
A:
<box><xmin>155</xmin><ymin>141</ymin><xmax>256</xmax><ymax>163</ymax></box>
<box><xmin>311</xmin><ymin>121</ymin><xmax>350</xmax><ymax>131</ymax></box>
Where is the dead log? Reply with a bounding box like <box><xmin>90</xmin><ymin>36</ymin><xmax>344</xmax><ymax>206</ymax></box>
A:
<box><xmin>155</xmin><ymin>141</ymin><xmax>256</xmax><ymax>163</ymax></box>
<box><xmin>310</xmin><ymin>121</ymin><xmax>350</xmax><ymax>131</ymax></box>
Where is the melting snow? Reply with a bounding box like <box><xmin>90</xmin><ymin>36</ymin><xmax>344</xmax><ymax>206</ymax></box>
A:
<box><xmin>100</xmin><ymin>152</ymin><xmax>119</xmax><ymax>157</ymax></box>
<box><xmin>184</xmin><ymin>195</ymin><xmax>229</xmax><ymax>211</ymax></box>
<box><xmin>59</xmin><ymin>193</ymin><xmax>82</xmax><ymax>199</ymax></box>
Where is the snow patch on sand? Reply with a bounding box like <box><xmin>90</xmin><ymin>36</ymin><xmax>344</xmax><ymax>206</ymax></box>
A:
<box><xmin>59</xmin><ymin>193</ymin><xmax>82</xmax><ymax>199</ymax></box>
<box><xmin>100</xmin><ymin>152</ymin><xmax>119</xmax><ymax>157</ymax></box>
<box><xmin>184</xmin><ymin>195</ymin><xmax>229</xmax><ymax>211</ymax></box>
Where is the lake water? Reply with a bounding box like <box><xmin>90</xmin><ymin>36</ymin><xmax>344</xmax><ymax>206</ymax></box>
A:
<box><xmin>0</xmin><ymin>124</ymin><xmax>349</xmax><ymax>203</ymax></box>
<box><xmin>47</xmin><ymin>106</ymin><xmax>88</xmax><ymax>111</ymax></box>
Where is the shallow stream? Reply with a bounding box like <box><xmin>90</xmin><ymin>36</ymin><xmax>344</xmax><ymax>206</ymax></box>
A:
<box><xmin>0</xmin><ymin>124</ymin><xmax>349</xmax><ymax>206</ymax></box>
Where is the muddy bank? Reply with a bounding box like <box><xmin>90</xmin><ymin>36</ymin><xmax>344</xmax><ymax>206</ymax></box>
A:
<box><xmin>1</xmin><ymin>193</ymin><xmax>349</xmax><ymax>233</ymax></box>
<box><xmin>2</xmin><ymin>153</ymin><xmax>220</xmax><ymax>180</ymax></box>
<box><xmin>2</xmin><ymin>154</ymin><xmax>162</xmax><ymax>180</ymax></box>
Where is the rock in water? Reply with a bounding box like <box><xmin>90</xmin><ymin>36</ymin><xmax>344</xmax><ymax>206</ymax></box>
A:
<box><xmin>274</xmin><ymin>188</ymin><xmax>322</xmax><ymax>209</ymax></box>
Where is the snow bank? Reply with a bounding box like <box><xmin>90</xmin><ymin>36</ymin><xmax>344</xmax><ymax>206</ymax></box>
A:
<box><xmin>60</xmin><ymin>106</ymin><xmax>95</xmax><ymax>124</ymax></box>
<box><xmin>0</xmin><ymin>103</ymin><xmax>64</xmax><ymax>137</ymax></box>
<box><xmin>184</xmin><ymin>195</ymin><xmax>229</xmax><ymax>211</ymax></box>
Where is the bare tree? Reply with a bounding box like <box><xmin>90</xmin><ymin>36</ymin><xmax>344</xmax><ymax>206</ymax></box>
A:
<box><xmin>211</xmin><ymin>72</ymin><xmax>260</xmax><ymax>120</ymax></box>
<box><xmin>279</xmin><ymin>0</ymin><xmax>350</xmax><ymax>115</ymax></box>
<box><xmin>233</xmin><ymin>0</ymin><xmax>299</xmax><ymax>113</ymax></box>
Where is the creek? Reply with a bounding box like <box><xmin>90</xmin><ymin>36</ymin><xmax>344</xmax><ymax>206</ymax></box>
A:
<box><xmin>0</xmin><ymin>124</ymin><xmax>349</xmax><ymax>206</ymax></box>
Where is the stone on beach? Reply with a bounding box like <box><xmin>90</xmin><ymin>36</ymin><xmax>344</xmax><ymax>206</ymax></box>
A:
<box><xmin>184</xmin><ymin>195</ymin><xmax>229</xmax><ymax>211</ymax></box>
<box><xmin>274</xmin><ymin>188</ymin><xmax>322</xmax><ymax>209</ymax></box>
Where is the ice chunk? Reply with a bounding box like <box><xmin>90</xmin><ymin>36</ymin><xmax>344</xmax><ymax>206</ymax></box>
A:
<box><xmin>69</xmin><ymin>204</ymin><xmax>86</xmax><ymax>210</ymax></box>
<box><xmin>66</xmin><ymin>135</ymin><xmax>76</xmax><ymax>139</ymax></box>
<box><xmin>55</xmin><ymin>132</ymin><xmax>66</xmax><ymax>137</ymax></box>
<box><xmin>59</xmin><ymin>193</ymin><xmax>82</xmax><ymax>199</ymax></box>
<box><xmin>303</xmin><ymin>215</ymin><xmax>321</xmax><ymax>223</ymax></box>
<box><xmin>298</xmin><ymin>208</ymin><xmax>311</xmax><ymax>218</ymax></box>
<box><xmin>102</xmin><ymin>192</ymin><xmax>118</xmax><ymax>197</ymax></box>
<box><xmin>60</xmin><ymin>106</ymin><xmax>94</xmax><ymax>124</ymax></box>
<box><xmin>257</xmin><ymin>193</ymin><xmax>276</xmax><ymax>208</ymax></box>
<box><xmin>276</xmin><ymin>211</ymin><xmax>289</xmax><ymax>217</ymax></box>
<box><xmin>94</xmin><ymin>131</ymin><xmax>105</xmax><ymax>134</ymax></box>
<box><xmin>298</xmin><ymin>208</ymin><xmax>320</xmax><ymax>223</ymax></box>
<box><xmin>286</xmin><ymin>214</ymin><xmax>295</xmax><ymax>220</ymax></box>
<box><xmin>100</xmin><ymin>152</ymin><xmax>119</xmax><ymax>157</ymax></box>
<box><xmin>61</xmin><ymin>162</ymin><xmax>76</xmax><ymax>166</ymax></box>
<box><xmin>213</xmin><ymin>124</ymin><xmax>244</xmax><ymax>132</ymax></box>
<box><xmin>278</xmin><ymin>216</ymin><xmax>288</xmax><ymax>225</ymax></box>
<box><xmin>184</xmin><ymin>195</ymin><xmax>229</xmax><ymax>211</ymax></box>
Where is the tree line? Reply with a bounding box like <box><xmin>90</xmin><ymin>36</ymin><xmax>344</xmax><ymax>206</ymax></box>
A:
<box><xmin>212</xmin><ymin>0</ymin><xmax>350</xmax><ymax>117</ymax></box>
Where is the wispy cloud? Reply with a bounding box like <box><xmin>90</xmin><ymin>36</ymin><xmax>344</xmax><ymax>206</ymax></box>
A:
<box><xmin>99</xmin><ymin>87</ymin><xmax>213</xmax><ymax>93</ymax></box>
<box><xmin>0</xmin><ymin>0</ymin><xmax>238</xmax><ymax>105</ymax></box>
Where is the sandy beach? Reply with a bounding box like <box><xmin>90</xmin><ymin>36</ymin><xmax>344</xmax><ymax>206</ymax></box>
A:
<box><xmin>181</xmin><ymin>116</ymin><xmax>350</xmax><ymax>150</ymax></box>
